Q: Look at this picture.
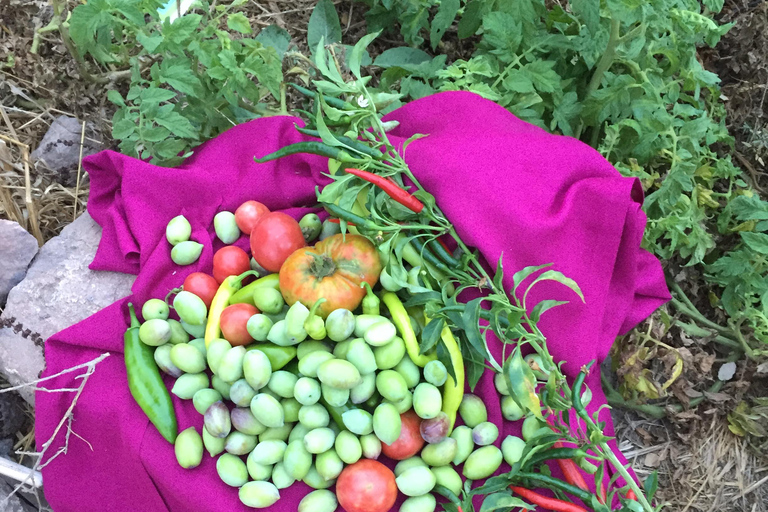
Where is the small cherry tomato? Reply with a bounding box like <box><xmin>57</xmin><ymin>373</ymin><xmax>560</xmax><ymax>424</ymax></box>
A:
<box><xmin>212</xmin><ymin>246</ymin><xmax>250</xmax><ymax>284</ymax></box>
<box><xmin>220</xmin><ymin>303</ymin><xmax>259</xmax><ymax>346</ymax></box>
<box><xmin>182</xmin><ymin>272</ymin><xmax>219</xmax><ymax>309</ymax></box>
<box><xmin>381</xmin><ymin>409</ymin><xmax>424</xmax><ymax>460</ymax></box>
<box><xmin>336</xmin><ymin>459</ymin><xmax>397</xmax><ymax>512</ymax></box>
<box><xmin>235</xmin><ymin>201</ymin><xmax>270</xmax><ymax>234</ymax></box>
<box><xmin>250</xmin><ymin>212</ymin><xmax>306</xmax><ymax>273</ymax></box>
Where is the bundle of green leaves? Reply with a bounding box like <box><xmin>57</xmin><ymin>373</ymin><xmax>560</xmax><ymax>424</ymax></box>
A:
<box><xmin>68</xmin><ymin>0</ymin><xmax>289</xmax><ymax>165</ymax></box>
<box><xmin>356</xmin><ymin>0</ymin><xmax>768</xmax><ymax>349</ymax></box>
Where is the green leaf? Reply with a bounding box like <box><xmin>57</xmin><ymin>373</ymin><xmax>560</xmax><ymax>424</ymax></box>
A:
<box><xmin>256</xmin><ymin>25</ymin><xmax>291</xmax><ymax>59</ymax></box>
<box><xmin>374</xmin><ymin>47</ymin><xmax>432</xmax><ymax>72</ymax></box>
<box><xmin>308</xmin><ymin>0</ymin><xmax>342</xmax><ymax>49</ymax></box>
<box><xmin>227</xmin><ymin>12</ymin><xmax>252</xmax><ymax>34</ymax></box>
<box><xmin>571</xmin><ymin>0</ymin><xmax>600</xmax><ymax>34</ymax></box>
<box><xmin>741</xmin><ymin>232</ymin><xmax>768</xmax><ymax>255</ymax></box>
<box><xmin>136</xmin><ymin>32</ymin><xmax>163</xmax><ymax>53</ymax></box>
<box><xmin>530</xmin><ymin>300</ymin><xmax>569</xmax><ymax>323</ymax></box>
<box><xmin>140</xmin><ymin>87</ymin><xmax>177</xmax><ymax>104</ymax></box>
<box><xmin>350</xmin><ymin>31</ymin><xmax>380</xmax><ymax>79</ymax></box>
<box><xmin>527</xmin><ymin>270</ymin><xmax>585</xmax><ymax>302</ymax></box>
<box><xmin>107</xmin><ymin>90</ymin><xmax>125</xmax><ymax>107</ymax></box>
<box><xmin>155</xmin><ymin>109</ymin><xmax>198</xmax><ymax>139</ymax></box>
<box><xmin>504</xmin><ymin>347</ymin><xmax>542</xmax><ymax>418</ymax></box>
<box><xmin>159</xmin><ymin>60</ymin><xmax>202</xmax><ymax>96</ymax></box>
<box><xmin>457</xmin><ymin>0</ymin><xmax>486</xmax><ymax>39</ymax></box>
<box><xmin>520</xmin><ymin>60</ymin><xmax>560</xmax><ymax>94</ymax></box>
<box><xmin>421</xmin><ymin>317</ymin><xmax>444</xmax><ymax>354</ymax></box>
<box><xmin>645</xmin><ymin>471</ymin><xmax>659</xmax><ymax>500</ymax></box>
<box><xmin>430</xmin><ymin>0</ymin><xmax>460</xmax><ymax>50</ymax></box>
<box><xmin>462</xmin><ymin>297</ymin><xmax>489</xmax><ymax>362</ymax></box>
<box><xmin>480</xmin><ymin>492</ymin><xmax>533</xmax><ymax>512</ymax></box>
<box><xmin>512</xmin><ymin>263</ymin><xmax>553</xmax><ymax>295</ymax></box>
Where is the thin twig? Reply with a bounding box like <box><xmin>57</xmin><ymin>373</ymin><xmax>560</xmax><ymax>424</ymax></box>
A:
<box><xmin>73</xmin><ymin>120</ymin><xmax>86</xmax><ymax>221</ymax></box>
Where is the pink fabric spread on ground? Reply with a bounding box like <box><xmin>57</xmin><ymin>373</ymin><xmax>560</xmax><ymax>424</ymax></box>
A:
<box><xmin>35</xmin><ymin>91</ymin><xmax>669</xmax><ymax>512</ymax></box>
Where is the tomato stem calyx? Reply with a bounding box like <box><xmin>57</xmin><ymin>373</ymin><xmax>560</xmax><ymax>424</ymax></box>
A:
<box><xmin>307</xmin><ymin>252</ymin><xmax>337</xmax><ymax>279</ymax></box>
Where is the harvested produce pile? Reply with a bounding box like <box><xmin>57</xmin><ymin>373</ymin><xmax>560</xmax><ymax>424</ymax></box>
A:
<box><xmin>126</xmin><ymin>202</ymin><xmax>617</xmax><ymax>511</ymax></box>
<box><xmin>110</xmin><ymin>37</ymin><xmax>658</xmax><ymax>511</ymax></box>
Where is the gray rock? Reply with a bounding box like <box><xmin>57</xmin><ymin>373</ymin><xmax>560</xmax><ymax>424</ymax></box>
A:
<box><xmin>0</xmin><ymin>221</ymin><xmax>38</xmax><ymax>306</ymax></box>
<box><xmin>30</xmin><ymin>116</ymin><xmax>104</xmax><ymax>186</ymax></box>
<box><xmin>0</xmin><ymin>212</ymin><xmax>135</xmax><ymax>403</ymax></box>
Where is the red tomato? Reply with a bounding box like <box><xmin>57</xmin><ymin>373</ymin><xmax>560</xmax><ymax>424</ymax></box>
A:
<box><xmin>212</xmin><ymin>246</ymin><xmax>250</xmax><ymax>284</ymax></box>
<box><xmin>235</xmin><ymin>201</ymin><xmax>270</xmax><ymax>234</ymax></box>
<box><xmin>279</xmin><ymin>234</ymin><xmax>381</xmax><ymax>318</ymax></box>
<box><xmin>250</xmin><ymin>212</ymin><xmax>306</xmax><ymax>273</ymax></box>
<box><xmin>220</xmin><ymin>303</ymin><xmax>259</xmax><ymax>346</ymax></box>
<box><xmin>381</xmin><ymin>409</ymin><xmax>424</xmax><ymax>460</ymax></box>
<box><xmin>182</xmin><ymin>272</ymin><xmax>219</xmax><ymax>308</ymax></box>
<box><xmin>336</xmin><ymin>460</ymin><xmax>397</xmax><ymax>512</ymax></box>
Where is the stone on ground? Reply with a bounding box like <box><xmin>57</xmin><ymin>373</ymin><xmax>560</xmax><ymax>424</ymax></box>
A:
<box><xmin>0</xmin><ymin>213</ymin><xmax>135</xmax><ymax>403</ymax></box>
<box><xmin>0</xmin><ymin>221</ymin><xmax>38</xmax><ymax>306</ymax></box>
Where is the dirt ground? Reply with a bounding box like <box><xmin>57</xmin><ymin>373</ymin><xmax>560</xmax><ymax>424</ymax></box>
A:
<box><xmin>1</xmin><ymin>0</ymin><xmax>767</xmax><ymax>510</ymax></box>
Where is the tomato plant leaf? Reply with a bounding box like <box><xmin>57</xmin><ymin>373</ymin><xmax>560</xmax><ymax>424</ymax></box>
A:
<box><xmin>307</xmin><ymin>0</ymin><xmax>342</xmax><ymax>49</ymax></box>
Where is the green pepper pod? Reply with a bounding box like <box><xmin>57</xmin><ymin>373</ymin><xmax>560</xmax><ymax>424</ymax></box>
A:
<box><xmin>360</xmin><ymin>282</ymin><xmax>380</xmax><ymax>315</ymax></box>
<box><xmin>255</xmin><ymin>142</ymin><xmax>364</xmax><ymax>164</ymax></box>
<box><xmin>124</xmin><ymin>303</ymin><xmax>178</xmax><ymax>443</ymax></box>
<box><xmin>304</xmin><ymin>298</ymin><xmax>327</xmax><ymax>340</ymax></box>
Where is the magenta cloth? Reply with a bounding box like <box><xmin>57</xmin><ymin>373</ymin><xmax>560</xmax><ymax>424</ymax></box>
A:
<box><xmin>36</xmin><ymin>91</ymin><xmax>669</xmax><ymax>512</ymax></box>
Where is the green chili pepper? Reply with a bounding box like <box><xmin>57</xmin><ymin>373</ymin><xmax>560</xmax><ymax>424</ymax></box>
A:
<box><xmin>572</xmin><ymin>362</ymin><xmax>593</xmax><ymax>422</ymax></box>
<box><xmin>255</xmin><ymin>142</ymin><xmax>364</xmax><ymax>164</ymax></box>
<box><xmin>523</xmin><ymin>448</ymin><xmax>588</xmax><ymax>470</ymax></box>
<box><xmin>427</xmin><ymin>238</ymin><xmax>461</xmax><ymax>267</ymax></box>
<box><xmin>245</xmin><ymin>343</ymin><xmax>297</xmax><ymax>371</ymax></box>
<box><xmin>409</xmin><ymin>237</ymin><xmax>451</xmax><ymax>274</ymax></box>
<box><xmin>295</xmin><ymin>127</ymin><xmax>383</xmax><ymax>160</ymax></box>
<box><xmin>318</xmin><ymin>396</ymin><xmax>353</xmax><ymax>430</ymax></box>
<box><xmin>360</xmin><ymin>282</ymin><xmax>380</xmax><ymax>315</ymax></box>
<box><xmin>517</xmin><ymin>472</ymin><xmax>594</xmax><ymax>502</ymax></box>
<box><xmin>323</xmin><ymin>204</ymin><xmax>379</xmax><ymax>230</ymax></box>
<box><xmin>304</xmin><ymin>299</ymin><xmax>327</xmax><ymax>340</ymax></box>
<box><xmin>124</xmin><ymin>303</ymin><xmax>178</xmax><ymax>444</ymax></box>
<box><xmin>290</xmin><ymin>83</ymin><xmax>353</xmax><ymax>110</ymax></box>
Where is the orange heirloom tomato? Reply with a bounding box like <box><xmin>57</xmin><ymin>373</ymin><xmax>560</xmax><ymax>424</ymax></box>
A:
<box><xmin>279</xmin><ymin>233</ymin><xmax>382</xmax><ymax>318</ymax></box>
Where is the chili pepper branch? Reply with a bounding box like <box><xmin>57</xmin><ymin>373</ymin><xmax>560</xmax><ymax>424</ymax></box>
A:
<box><xmin>256</xmin><ymin>38</ymin><xmax>657</xmax><ymax>512</ymax></box>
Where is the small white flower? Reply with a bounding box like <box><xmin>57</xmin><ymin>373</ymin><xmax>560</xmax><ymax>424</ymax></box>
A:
<box><xmin>357</xmin><ymin>95</ymin><xmax>369</xmax><ymax>108</ymax></box>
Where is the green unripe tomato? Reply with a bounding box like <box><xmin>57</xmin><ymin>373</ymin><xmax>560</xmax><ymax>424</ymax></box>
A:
<box><xmin>214</xmin><ymin>211</ymin><xmax>240</xmax><ymax>244</ymax></box>
<box><xmin>171</xmin><ymin>241</ymin><xmax>203</xmax><ymax>266</ymax></box>
<box><xmin>501</xmin><ymin>396</ymin><xmax>524</xmax><ymax>421</ymax></box>
<box><xmin>142</xmin><ymin>299</ymin><xmax>169</xmax><ymax>321</ymax></box>
<box><xmin>459</xmin><ymin>393</ymin><xmax>487</xmax><ymax>428</ymax></box>
<box><xmin>166</xmin><ymin>215</ymin><xmax>191</xmax><ymax>246</ymax></box>
<box><xmin>253</xmin><ymin>287</ymin><xmax>285</xmax><ymax>315</ymax></box>
<box><xmin>463</xmin><ymin>445</ymin><xmax>502</xmax><ymax>480</ymax></box>
<box><xmin>246</xmin><ymin>314</ymin><xmax>273</xmax><ymax>342</ymax></box>
<box><xmin>299</xmin><ymin>213</ymin><xmax>323</xmax><ymax>243</ymax></box>
<box><xmin>501</xmin><ymin>435</ymin><xmax>525</xmax><ymax>466</ymax></box>
<box><xmin>521</xmin><ymin>415</ymin><xmax>546</xmax><ymax>441</ymax></box>
<box><xmin>217</xmin><ymin>453</ymin><xmax>248</xmax><ymax>487</ymax></box>
<box><xmin>325</xmin><ymin>309</ymin><xmax>355</xmax><ymax>342</ymax></box>
<box><xmin>175</xmin><ymin>427</ymin><xmax>203</xmax><ymax>469</ymax></box>
<box><xmin>173</xmin><ymin>291</ymin><xmax>208</xmax><ymax>326</ymax></box>
<box><xmin>423</xmin><ymin>360</ymin><xmax>447</xmax><ymax>386</ymax></box>
<box><xmin>139</xmin><ymin>319</ymin><xmax>171</xmax><ymax>347</ymax></box>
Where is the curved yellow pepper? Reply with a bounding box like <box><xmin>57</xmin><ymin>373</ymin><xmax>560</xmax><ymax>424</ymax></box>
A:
<box><xmin>381</xmin><ymin>292</ymin><xmax>437</xmax><ymax>367</ymax></box>
<box><xmin>438</xmin><ymin>325</ymin><xmax>464</xmax><ymax>433</ymax></box>
<box><xmin>229</xmin><ymin>273</ymin><xmax>280</xmax><ymax>305</ymax></box>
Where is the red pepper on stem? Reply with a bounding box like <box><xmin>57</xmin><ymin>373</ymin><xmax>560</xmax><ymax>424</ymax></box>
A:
<box><xmin>344</xmin><ymin>168</ymin><xmax>424</xmax><ymax>213</ymax></box>
<box><xmin>553</xmin><ymin>441</ymin><xmax>589</xmax><ymax>492</ymax></box>
<box><xmin>626</xmin><ymin>489</ymin><xmax>637</xmax><ymax>500</ymax></box>
<box><xmin>509</xmin><ymin>486</ymin><xmax>588</xmax><ymax>512</ymax></box>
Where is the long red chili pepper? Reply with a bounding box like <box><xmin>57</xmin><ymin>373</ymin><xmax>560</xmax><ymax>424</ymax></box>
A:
<box><xmin>327</xmin><ymin>218</ymin><xmax>356</xmax><ymax>226</ymax></box>
<box><xmin>553</xmin><ymin>441</ymin><xmax>589</xmax><ymax>492</ymax></box>
<box><xmin>345</xmin><ymin>168</ymin><xmax>424</xmax><ymax>213</ymax></box>
<box><xmin>509</xmin><ymin>486</ymin><xmax>588</xmax><ymax>512</ymax></box>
